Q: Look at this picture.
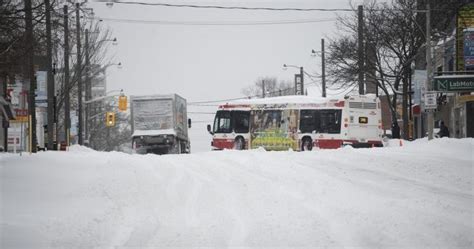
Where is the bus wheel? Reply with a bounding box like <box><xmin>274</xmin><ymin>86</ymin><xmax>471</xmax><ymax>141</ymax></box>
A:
<box><xmin>301</xmin><ymin>137</ymin><xmax>313</xmax><ymax>151</ymax></box>
<box><xmin>234</xmin><ymin>137</ymin><xmax>245</xmax><ymax>150</ymax></box>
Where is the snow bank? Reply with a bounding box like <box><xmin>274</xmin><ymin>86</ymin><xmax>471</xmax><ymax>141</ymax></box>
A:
<box><xmin>1</xmin><ymin>138</ymin><xmax>473</xmax><ymax>248</ymax></box>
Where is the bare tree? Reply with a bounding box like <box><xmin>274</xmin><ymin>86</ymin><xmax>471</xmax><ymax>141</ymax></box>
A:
<box><xmin>241</xmin><ymin>76</ymin><xmax>294</xmax><ymax>98</ymax></box>
<box><xmin>327</xmin><ymin>0</ymin><xmax>465</xmax><ymax>138</ymax></box>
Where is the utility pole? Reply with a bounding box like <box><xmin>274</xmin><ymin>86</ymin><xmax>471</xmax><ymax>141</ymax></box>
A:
<box><xmin>85</xmin><ymin>29</ymin><xmax>90</xmax><ymax>145</ymax></box>
<box><xmin>262</xmin><ymin>80</ymin><xmax>265</xmax><ymax>98</ymax></box>
<box><xmin>25</xmin><ymin>0</ymin><xmax>37</xmax><ymax>153</ymax></box>
<box><xmin>358</xmin><ymin>5</ymin><xmax>365</xmax><ymax>95</ymax></box>
<box><xmin>64</xmin><ymin>5</ymin><xmax>71</xmax><ymax>146</ymax></box>
<box><xmin>300</xmin><ymin>67</ymin><xmax>304</xmax><ymax>95</ymax></box>
<box><xmin>321</xmin><ymin>38</ymin><xmax>326</xmax><ymax>97</ymax></box>
<box><xmin>45</xmin><ymin>0</ymin><xmax>55</xmax><ymax>150</ymax></box>
<box><xmin>76</xmin><ymin>3</ymin><xmax>83</xmax><ymax>145</ymax></box>
<box><xmin>426</xmin><ymin>3</ymin><xmax>434</xmax><ymax>140</ymax></box>
<box><xmin>1</xmin><ymin>74</ymin><xmax>8</xmax><ymax>152</ymax></box>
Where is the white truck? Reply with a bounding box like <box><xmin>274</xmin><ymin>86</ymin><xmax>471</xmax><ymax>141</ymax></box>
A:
<box><xmin>131</xmin><ymin>94</ymin><xmax>190</xmax><ymax>154</ymax></box>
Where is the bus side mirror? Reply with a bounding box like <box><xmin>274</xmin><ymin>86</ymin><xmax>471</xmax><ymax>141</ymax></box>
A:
<box><xmin>207</xmin><ymin>124</ymin><xmax>213</xmax><ymax>135</ymax></box>
<box><xmin>188</xmin><ymin>118</ymin><xmax>192</xmax><ymax>128</ymax></box>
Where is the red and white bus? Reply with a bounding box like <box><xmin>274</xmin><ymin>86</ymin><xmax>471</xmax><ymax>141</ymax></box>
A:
<box><xmin>207</xmin><ymin>95</ymin><xmax>383</xmax><ymax>150</ymax></box>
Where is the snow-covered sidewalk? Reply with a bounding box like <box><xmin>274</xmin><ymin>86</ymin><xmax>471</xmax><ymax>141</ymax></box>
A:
<box><xmin>1</xmin><ymin>138</ymin><xmax>473</xmax><ymax>248</ymax></box>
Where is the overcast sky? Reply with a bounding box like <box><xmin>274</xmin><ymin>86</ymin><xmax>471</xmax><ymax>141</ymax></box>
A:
<box><xmin>88</xmin><ymin>0</ymin><xmax>368</xmax><ymax>102</ymax></box>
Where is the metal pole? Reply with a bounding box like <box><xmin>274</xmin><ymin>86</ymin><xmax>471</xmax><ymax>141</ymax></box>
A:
<box><xmin>426</xmin><ymin>4</ymin><xmax>434</xmax><ymax>140</ymax></box>
<box><xmin>358</xmin><ymin>5</ymin><xmax>365</xmax><ymax>95</ymax></box>
<box><xmin>64</xmin><ymin>5</ymin><xmax>71</xmax><ymax>146</ymax></box>
<box><xmin>76</xmin><ymin>3</ymin><xmax>83</xmax><ymax>145</ymax></box>
<box><xmin>25</xmin><ymin>0</ymin><xmax>37</xmax><ymax>153</ymax></box>
<box><xmin>45</xmin><ymin>0</ymin><xmax>55</xmax><ymax>150</ymax></box>
<box><xmin>1</xmin><ymin>74</ymin><xmax>7</xmax><ymax>151</ymax></box>
<box><xmin>294</xmin><ymin>74</ymin><xmax>298</xmax><ymax>95</ymax></box>
<box><xmin>409</xmin><ymin>67</ymin><xmax>413</xmax><ymax>139</ymax></box>
<box><xmin>85</xmin><ymin>29</ymin><xmax>90</xmax><ymax>145</ymax></box>
<box><xmin>300</xmin><ymin>67</ymin><xmax>304</xmax><ymax>95</ymax></box>
<box><xmin>262</xmin><ymin>80</ymin><xmax>265</xmax><ymax>98</ymax></box>
<box><xmin>321</xmin><ymin>38</ymin><xmax>326</xmax><ymax>97</ymax></box>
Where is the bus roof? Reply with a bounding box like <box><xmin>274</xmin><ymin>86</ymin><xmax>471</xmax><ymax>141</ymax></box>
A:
<box><xmin>217</xmin><ymin>95</ymin><xmax>379</xmax><ymax>110</ymax></box>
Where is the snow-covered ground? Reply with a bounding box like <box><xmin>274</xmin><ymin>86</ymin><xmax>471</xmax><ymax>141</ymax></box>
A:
<box><xmin>1</xmin><ymin>138</ymin><xmax>473</xmax><ymax>248</ymax></box>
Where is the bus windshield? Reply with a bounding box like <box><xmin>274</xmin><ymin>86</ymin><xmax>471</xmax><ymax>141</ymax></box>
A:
<box><xmin>213</xmin><ymin>111</ymin><xmax>232</xmax><ymax>133</ymax></box>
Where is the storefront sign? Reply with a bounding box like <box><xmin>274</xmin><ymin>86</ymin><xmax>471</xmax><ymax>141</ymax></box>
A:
<box><xmin>433</xmin><ymin>75</ymin><xmax>474</xmax><ymax>92</ymax></box>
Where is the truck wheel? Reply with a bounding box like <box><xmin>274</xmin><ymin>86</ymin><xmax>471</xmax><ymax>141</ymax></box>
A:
<box><xmin>234</xmin><ymin>137</ymin><xmax>245</xmax><ymax>150</ymax></box>
<box><xmin>176</xmin><ymin>140</ymin><xmax>182</xmax><ymax>154</ymax></box>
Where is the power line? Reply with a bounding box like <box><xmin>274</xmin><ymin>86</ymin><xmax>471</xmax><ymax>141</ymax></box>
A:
<box><xmin>95</xmin><ymin>1</ymin><xmax>354</xmax><ymax>12</ymax></box>
<box><xmin>91</xmin><ymin>17</ymin><xmax>337</xmax><ymax>26</ymax></box>
<box><xmin>188</xmin><ymin>80</ymin><xmax>324</xmax><ymax>106</ymax></box>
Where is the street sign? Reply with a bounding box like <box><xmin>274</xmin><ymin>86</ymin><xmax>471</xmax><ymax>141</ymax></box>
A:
<box><xmin>433</xmin><ymin>75</ymin><xmax>474</xmax><ymax>92</ymax></box>
<box><xmin>294</xmin><ymin>74</ymin><xmax>302</xmax><ymax>95</ymax></box>
<box><xmin>424</xmin><ymin>92</ymin><xmax>437</xmax><ymax>110</ymax></box>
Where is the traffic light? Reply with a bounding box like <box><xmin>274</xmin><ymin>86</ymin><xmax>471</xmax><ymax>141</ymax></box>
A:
<box><xmin>106</xmin><ymin>112</ymin><xmax>115</xmax><ymax>127</ymax></box>
<box><xmin>118</xmin><ymin>95</ymin><xmax>127</xmax><ymax>111</ymax></box>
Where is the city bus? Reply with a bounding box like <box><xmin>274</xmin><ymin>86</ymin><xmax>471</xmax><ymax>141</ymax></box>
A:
<box><xmin>207</xmin><ymin>95</ymin><xmax>383</xmax><ymax>150</ymax></box>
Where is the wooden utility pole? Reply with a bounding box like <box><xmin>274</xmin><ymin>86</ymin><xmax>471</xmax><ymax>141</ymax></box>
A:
<box><xmin>85</xmin><ymin>29</ymin><xmax>90</xmax><ymax>145</ymax></box>
<box><xmin>45</xmin><ymin>0</ymin><xmax>55</xmax><ymax>150</ymax></box>
<box><xmin>300</xmin><ymin>67</ymin><xmax>304</xmax><ymax>95</ymax></box>
<box><xmin>358</xmin><ymin>5</ymin><xmax>365</xmax><ymax>95</ymax></box>
<box><xmin>25</xmin><ymin>0</ymin><xmax>37</xmax><ymax>153</ymax></box>
<box><xmin>64</xmin><ymin>5</ymin><xmax>71</xmax><ymax>146</ymax></box>
<box><xmin>75</xmin><ymin>3</ymin><xmax>83</xmax><ymax>145</ymax></box>
<box><xmin>426</xmin><ymin>4</ymin><xmax>434</xmax><ymax>140</ymax></box>
<box><xmin>321</xmin><ymin>38</ymin><xmax>326</xmax><ymax>97</ymax></box>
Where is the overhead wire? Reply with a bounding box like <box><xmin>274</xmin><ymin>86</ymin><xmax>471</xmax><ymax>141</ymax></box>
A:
<box><xmin>90</xmin><ymin>16</ymin><xmax>337</xmax><ymax>26</ymax></box>
<box><xmin>95</xmin><ymin>1</ymin><xmax>354</xmax><ymax>12</ymax></box>
<box><xmin>188</xmin><ymin>79</ymin><xmax>326</xmax><ymax>106</ymax></box>
<box><xmin>93</xmin><ymin>1</ymin><xmax>447</xmax><ymax>13</ymax></box>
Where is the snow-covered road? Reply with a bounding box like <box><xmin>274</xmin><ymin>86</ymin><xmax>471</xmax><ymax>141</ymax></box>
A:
<box><xmin>1</xmin><ymin>138</ymin><xmax>473</xmax><ymax>248</ymax></box>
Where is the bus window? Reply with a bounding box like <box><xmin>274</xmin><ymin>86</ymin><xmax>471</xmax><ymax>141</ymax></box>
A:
<box><xmin>263</xmin><ymin>110</ymin><xmax>282</xmax><ymax>129</ymax></box>
<box><xmin>300</xmin><ymin>110</ymin><xmax>318</xmax><ymax>133</ymax></box>
<box><xmin>213</xmin><ymin>111</ymin><xmax>232</xmax><ymax>133</ymax></box>
<box><xmin>233</xmin><ymin>111</ymin><xmax>250</xmax><ymax>133</ymax></box>
<box><xmin>251</xmin><ymin>110</ymin><xmax>282</xmax><ymax>132</ymax></box>
<box><xmin>318</xmin><ymin>110</ymin><xmax>342</xmax><ymax>134</ymax></box>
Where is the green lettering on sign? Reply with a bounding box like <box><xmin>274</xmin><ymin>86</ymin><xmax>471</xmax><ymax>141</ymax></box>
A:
<box><xmin>433</xmin><ymin>76</ymin><xmax>474</xmax><ymax>92</ymax></box>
